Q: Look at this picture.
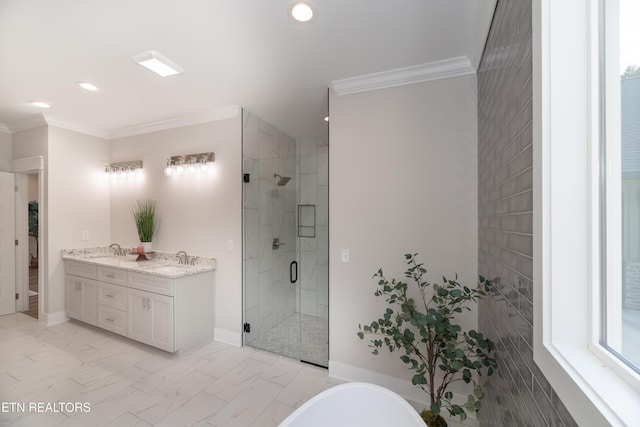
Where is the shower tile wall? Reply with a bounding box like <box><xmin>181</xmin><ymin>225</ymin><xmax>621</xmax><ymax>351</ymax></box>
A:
<box><xmin>298</xmin><ymin>137</ymin><xmax>329</xmax><ymax>319</ymax></box>
<box><xmin>243</xmin><ymin>111</ymin><xmax>297</xmax><ymax>343</ymax></box>
<box><xmin>477</xmin><ymin>1</ymin><xmax>577</xmax><ymax>426</ymax></box>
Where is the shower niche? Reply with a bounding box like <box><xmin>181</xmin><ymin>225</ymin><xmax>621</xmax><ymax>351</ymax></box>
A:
<box><xmin>242</xmin><ymin>109</ymin><xmax>329</xmax><ymax>367</ymax></box>
<box><xmin>298</xmin><ymin>205</ymin><xmax>315</xmax><ymax>238</ymax></box>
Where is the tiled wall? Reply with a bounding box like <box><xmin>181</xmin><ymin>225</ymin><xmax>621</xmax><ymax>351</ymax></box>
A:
<box><xmin>243</xmin><ymin>111</ymin><xmax>297</xmax><ymax>342</ymax></box>
<box><xmin>297</xmin><ymin>137</ymin><xmax>329</xmax><ymax>319</ymax></box>
<box><xmin>477</xmin><ymin>1</ymin><xmax>577</xmax><ymax>425</ymax></box>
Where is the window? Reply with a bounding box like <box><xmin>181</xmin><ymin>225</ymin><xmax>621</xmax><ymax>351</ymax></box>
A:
<box><xmin>602</xmin><ymin>0</ymin><xmax>640</xmax><ymax>374</ymax></box>
<box><xmin>533</xmin><ymin>0</ymin><xmax>640</xmax><ymax>425</ymax></box>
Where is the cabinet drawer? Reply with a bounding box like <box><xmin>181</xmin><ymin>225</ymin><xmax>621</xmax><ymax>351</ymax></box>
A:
<box><xmin>127</xmin><ymin>272</ymin><xmax>174</xmax><ymax>296</ymax></box>
<box><xmin>66</xmin><ymin>261</ymin><xmax>97</xmax><ymax>280</ymax></box>
<box><xmin>98</xmin><ymin>266</ymin><xmax>127</xmax><ymax>286</ymax></box>
<box><xmin>97</xmin><ymin>282</ymin><xmax>127</xmax><ymax>311</ymax></box>
<box><xmin>97</xmin><ymin>305</ymin><xmax>127</xmax><ymax>336</ymax></box>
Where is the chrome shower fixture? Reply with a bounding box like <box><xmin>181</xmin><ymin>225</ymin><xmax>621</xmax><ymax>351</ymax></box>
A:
<box><xmin>274</xmin><ymin>173</ymin><xmax>292</xmax><ymax>186</ymax></box>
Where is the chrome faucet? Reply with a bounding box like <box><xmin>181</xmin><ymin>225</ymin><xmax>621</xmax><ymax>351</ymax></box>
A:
<box><xmin>176</xmin><ymin>250</ymin><xmax>188</xmax><ymax>265</ymax></box>
<box><xmin>109</xmin><ymin>243</ymin><xmax>123</xmax><ymax>256</ymax></box>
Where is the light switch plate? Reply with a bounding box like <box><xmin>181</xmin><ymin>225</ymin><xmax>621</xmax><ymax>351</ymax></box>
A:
<box><xmin>227</xmin><ymin>240</ymin><xmax>234</xmax><ymax>251</ymax></box>
<box><xmin>340</xmin><ymin>249</ymin><xmax>350</xmax><ymax>263</ymax></box>
<box><xmin>81</xmin><ymin>231</ymin><xmax>89</xmax><ymax>241</ymax></box>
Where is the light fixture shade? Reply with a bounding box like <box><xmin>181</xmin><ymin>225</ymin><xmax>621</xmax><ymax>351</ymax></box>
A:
<box><xmin>77</xmin><ymin>82</ymin><xmax>99</xmax><ymax>91</ymax></box>
<box><xmin>288</xmin><ymin>1</ymin><xmax>316</xmax><ymax>23</ymax></box>
<box><xmin>31</xmin><ymin>101</ymin><xmax>51</xmax><ymax>109</ymax></box>
<box><xmin>132</xmin><ymin>50</ymin><xmax>184</xmax><ymax>77</ymax></box>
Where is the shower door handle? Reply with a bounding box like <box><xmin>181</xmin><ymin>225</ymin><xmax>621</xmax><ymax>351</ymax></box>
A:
<box><xmin>290</xmin><ymin>261</ymin><xmax>298</xmax><ymax>284</ymax></box>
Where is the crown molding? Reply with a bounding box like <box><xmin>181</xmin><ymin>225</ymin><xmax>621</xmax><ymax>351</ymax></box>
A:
<box><xmin>331</xmin><ymin>56</ymin><xmax>475</xmax><ymax>96</ymax></box>
<box><xmin>43</xmin><ymin>114</ymin><xmax>109</xmax><ymax>139</ymax></box>
<box><xmin>0</xmin><ymin>123</ymin><xmax>10</xmax><ymax>134</ymax></box>
<box><xmin>6</xmin><ymin>114</ymin><xmax>48</xmax><ymax>133</ymax></box>
<box><xmin>108</xmin><ymin>105</ymin><xmax>241</xmax><ymax>139</ymax></box>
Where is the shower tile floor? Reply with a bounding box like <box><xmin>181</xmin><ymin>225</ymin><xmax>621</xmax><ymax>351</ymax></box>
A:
<box><xmin>250</xmin><ymin>313</ymin><xmax>328</xmax><ymax>367</ymax></box>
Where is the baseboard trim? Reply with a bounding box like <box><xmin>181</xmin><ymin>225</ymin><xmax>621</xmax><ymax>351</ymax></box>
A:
<box><xmin>328</xmin><ymin>361</ymin><xmax>477</xmax><ymax>427</ymax></box>
<box><xmin>41</xmin><ymin>310</ymin><xmax>69</xmax><ymax>326</ymax></box>
<box><xmin>214</xmin><ymin>328</ymin><xmax>242</xmax><ymax>347</ymax></box>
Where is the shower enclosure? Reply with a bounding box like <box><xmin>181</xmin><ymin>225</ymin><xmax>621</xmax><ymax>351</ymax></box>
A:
<box><xmin>242</xmin><ymin>110</ymin><xmax>329</xmax><ymax>367</ymax></box>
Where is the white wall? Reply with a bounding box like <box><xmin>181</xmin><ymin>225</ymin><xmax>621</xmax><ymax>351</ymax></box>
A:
<box><xmin>47</xmin><ymin>126</ymin><xmax>110</xmax><ymax>315</ymax></box>
<box><xmin>0</xmin><ymin>132</ymin><xmax>11</xmax><ymax>171</ymax></box>
<box><xmin>109</xmin><ymin>118</ymin><xmax>242</xmax><ymax>338</ymax></box>
<box><xmin>329</xmin><ymin>75</ymin><xmax>478</xmax><ymax>399</ymax></box>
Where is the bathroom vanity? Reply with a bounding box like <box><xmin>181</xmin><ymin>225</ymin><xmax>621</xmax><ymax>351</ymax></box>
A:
<box><xmin>62</xmin><ymin>248</ymin><xmax>216</xmax><ymax>352</ymax></box>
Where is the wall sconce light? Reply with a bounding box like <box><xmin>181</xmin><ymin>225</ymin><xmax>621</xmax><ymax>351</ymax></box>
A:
<box><xmin>105</xmin><ymin>160</ymin><xmax>143</xmax><ymax>179</ymax></box>
<box><xmin>164</xmin><ymin>152</ymin><xmax>214</xmax><ymax>176</ymax></box>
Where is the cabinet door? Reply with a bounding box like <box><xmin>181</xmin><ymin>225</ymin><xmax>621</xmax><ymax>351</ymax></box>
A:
<box><xmin>66</xmin><ymin>276</ymin><xmax>84</xmax><ymax>320</ymax></box>
<box><xmin>65</xmin><ymin>275</ymin><xmax>97</xmax><ymax>326</ymax></box>
<box><xmin>127</xmin><ymin>288</ymin><xmax>174</xmax><ymax>352</ymax></box>
<box><xmin>148</xmin><ymin>292</ymin><xmax>174</xmax><ymax>352</ymax></box>
<box><xmin>127</xmin><ymin>288</ymin><xmax>151</xmax><ymax>344</ymax></box>
<box><xmin>82</xmin><ymin>280</ymin><xmax>98</xmax><ymax>325</ymax></box>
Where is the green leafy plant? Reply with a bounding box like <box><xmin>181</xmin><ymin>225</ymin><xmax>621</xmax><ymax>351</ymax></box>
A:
<box><xmin>357</xmin><ymin>254</ymin><xmax>497</xmax><ymax>427</ymax></box>
<box><xmin>132</xmin><ymin>199</ymin><xmax>157</xmax><ymax>243</ymax></box>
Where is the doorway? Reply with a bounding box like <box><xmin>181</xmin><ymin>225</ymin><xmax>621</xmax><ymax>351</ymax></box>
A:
<box><xmin>242</xmin><ymin>110</ymin><xmax>329</xmax><ymax>367</ymax></box>
<box><xmin>25</xmin><ymin>173</ymin><xmax>39</xmax><ymax>319</ymax></box>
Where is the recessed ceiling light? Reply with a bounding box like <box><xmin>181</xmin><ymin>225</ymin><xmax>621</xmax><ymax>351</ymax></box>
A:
<box><xmin>77</xmin><ymin>82</ymin><xmax>99</xmax><ymax>91</ymax></box>
<box><xmin>288</xmin><ymin>1</ymin><xmax>316</xmax><ymax>23</ymax></box>
<box><xmin>31</xmin><ymin>101</ymin><xmax>51</xmax><ymax>109</ymax></box>
<box><xmin>132</xmin><ymin>50</ymin><xmax>184</xmax><ymax>77</ymax></box>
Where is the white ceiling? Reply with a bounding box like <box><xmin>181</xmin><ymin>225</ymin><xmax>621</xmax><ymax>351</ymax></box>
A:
<box><xmin>0</xmin><ymin>0</ymin><xmax>495</xmax><ymax>140</ymax></box>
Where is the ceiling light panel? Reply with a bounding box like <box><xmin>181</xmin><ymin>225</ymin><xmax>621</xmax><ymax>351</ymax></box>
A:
<box><xmin>31</xmin><ymin>101</ymin><xmax>51</xmax><ymax>108</ymax></box>
<box><xmin>77</xmin><ymin>82</ymin><xmax>99</xmax><ymax>91</ymax></box>
<box><xmin>288</xmin><ymin>1</ymin><xmax>316</xmax><ymax>23</ymax></box>
<box><xmin>133</xmin><ymin>50</ymin><xmax>184</xmax><ymax>77</ymax></box>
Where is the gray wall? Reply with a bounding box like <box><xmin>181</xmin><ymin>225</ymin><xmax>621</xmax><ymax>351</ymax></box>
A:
<box><xmin>477</xmin><ymin>0</ymin><xmax>577</xmax><ymax>425</ymax></box>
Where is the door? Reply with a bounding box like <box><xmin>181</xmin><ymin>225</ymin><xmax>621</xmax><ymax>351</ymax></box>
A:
<box><xmin>241</xmin><ymin>108</ymin><xmax>329</xmax><ymax>368</ymax></box>
<box><xmin>0</xmin><ymin>172</ymin><xmax>16</xmax><ymax>316</ymax></box>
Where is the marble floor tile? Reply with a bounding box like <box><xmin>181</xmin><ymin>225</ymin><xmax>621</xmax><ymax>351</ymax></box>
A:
<box><xmin>132</xmin><ymin>371</ymin><xmax>217</xmax><ymax>424</ymax></box>
<box><xmin>249</xmin><ymin>400</ymin><xmax>295</xmax><ymax>427</ymax></box>
<box><xmin>154</xmin><ymin>391</ymin><xmax>226</xmax><ymax>427</ymax></box>
<box><xmin>206</xmin><ymin>378</ymin><xmax>283</xmax><ymax>427</ymax></box>
<box><xmin>104</xmin><ymin>412</ymin><xmax>151</xmax><ymax>427</ymax></box>
<box><xmin>0</xmin><ymin>313</ymin><xmax>332</xmax><ymax>427</ymax></box>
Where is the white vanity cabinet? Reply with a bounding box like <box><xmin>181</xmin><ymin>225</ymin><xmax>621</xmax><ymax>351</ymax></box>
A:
<box><xmin>127</xmin><ymin>287</ymin><xmax>174</xmax><ymax>352</ymax></box>
<box><xmin>96</xmin><ymin>266</ymin><xmax>128</xmax><ymax>336</ymax></box>
<box><xmin>126</xmin><ymin>272</ymin><xmax>175</xmax><ymax>352</ymax></box>
<box><xmin>65</xmin><ymin>259</ymin><xmax>215</xmax><ymax>353</ymax></box>
<box><xmin>65</xmin><ymin>261</ymin><xmax>98</xmax><ymax>325</ymax></box>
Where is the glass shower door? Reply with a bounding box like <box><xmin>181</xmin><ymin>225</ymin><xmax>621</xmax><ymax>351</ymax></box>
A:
<box><xmin>242</xmin><ymin>108</ymin><xmax>328</xmax><ymax>368</ymax></box>
<box><xmin>242</xmin><ymin>111</ymin><xmax>298</xmax><ymax>359</ymax></box>
<box><xmin>297</xmin><ymin>136</ymin><xmax>329</xmax><ymax>367</ymax></box>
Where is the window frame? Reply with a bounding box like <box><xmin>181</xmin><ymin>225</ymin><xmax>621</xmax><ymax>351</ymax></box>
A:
<box><xmin>533</xmin><ymin>0</ymin><xmax>640</xmax><ymax>425</ymax></box>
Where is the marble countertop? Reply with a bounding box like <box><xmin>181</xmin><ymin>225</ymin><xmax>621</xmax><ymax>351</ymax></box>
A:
<box><xmin>62</xmin><ymin>247</ymin><xmax>216</xmax><ymax>279</ymax></box>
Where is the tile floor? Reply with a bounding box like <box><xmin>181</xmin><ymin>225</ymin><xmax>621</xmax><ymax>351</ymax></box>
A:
<box><xmin>0</xmin><ymin>313</ymin><xmax>341</xmax><ymax>426</ymax></box>
<box><xmin>248</xmin><ymin>314</ymin><xmax>328</xmax><ymax>367</ymax></box>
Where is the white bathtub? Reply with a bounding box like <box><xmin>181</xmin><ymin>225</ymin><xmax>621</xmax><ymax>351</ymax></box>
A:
<box><xmin>279</xmin><ymin>382</ymin><xmax>425</xmax><ymax>427</ymax></box>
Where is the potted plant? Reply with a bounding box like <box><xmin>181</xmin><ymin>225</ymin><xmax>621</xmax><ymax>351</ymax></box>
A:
<box><xmin>132</xmin><ymin>199</ymin><xmax>157</xmax><ymax>252</ymax></box>
<box><xmin>358</xmin><ymin>253</ymin><xmax>497</xmax><ymax>427</ymax></box>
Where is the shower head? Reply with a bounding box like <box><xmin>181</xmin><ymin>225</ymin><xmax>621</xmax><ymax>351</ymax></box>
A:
<box><xmin>274</xmin><ymin>173</ymin><xmax>291</xmax><ymax>186</ymax></box>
